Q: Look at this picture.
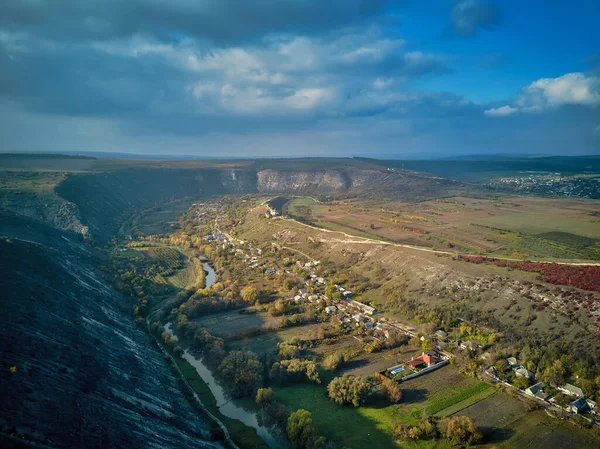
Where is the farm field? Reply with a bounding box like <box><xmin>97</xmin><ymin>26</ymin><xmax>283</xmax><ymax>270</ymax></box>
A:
<box><xmin>116</xmin><ymin>245</ymin><xmax>200</xmax><ymax>289</ymax></box>
<box><xmin>227</xmin><ymin>322</ymin><xmax>326</xmax><ymax>354</ymax></box>
<box><xmin>192</xmin><ymin>309</ymin><xmax>284</xmax><ymax>340</ymax></box>
<box><xmin>272</xmin><ymin>365</ymin><xmax>562</xmax><ymax>449</ymax></box>
<box><xmin>132</xmin><ymin>197</ymin><xmax>200</xmax><ymax>236</ymax></box>
<box><xmin>459</xmin><ymin>392</ymin><xmax>600</xmax><ymax>448</ymax></box>
<box><xmin>273</xmin><ymin>364</ymin><xmax>599</xmax><ymax>449</ymax></box>
<box><xmin>282</xmin><ymin>196</ymin><xmax>600</xmax><ymax>261</ymax></box>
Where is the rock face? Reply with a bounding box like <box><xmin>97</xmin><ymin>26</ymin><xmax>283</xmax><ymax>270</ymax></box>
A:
<box><xmin>55</xmin><ymin>163</ymin><xmax>471</xmax><ymax>244</ymax></box>
<box><xmin>0</xmin><ymin>215</ymin><xmax>223</xmax><ymax>449</ymax></box>
<box><xmin>256</xmin><ymin>169</ymin><xmax>348</xmax><ymax>194</ymax></box>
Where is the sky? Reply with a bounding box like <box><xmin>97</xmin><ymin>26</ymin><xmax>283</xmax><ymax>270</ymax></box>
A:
<box><xmin>1</xmin><ymin>0</ymin><xmax>599</xmax><ymax>158</ymax></box>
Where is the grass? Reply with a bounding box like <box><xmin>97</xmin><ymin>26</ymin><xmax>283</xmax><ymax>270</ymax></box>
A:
<box><xmin>473</xmin><ymin>212</ymin><xmax>600</xmax><ymax>240</ymax></box>
<box><xmin>273</xmin><ymin>383</ymin><xmax>399</xmax><ymax>448</ymax></box>
<box><xmin>426</xmin><ymin>383</ymin><xmax>492</xmax><ymax>417</ymax></box>
<box><xmin>432</xmin><ymin>387</ymin><xmax>497</xmax><ymax>418</ymax></box>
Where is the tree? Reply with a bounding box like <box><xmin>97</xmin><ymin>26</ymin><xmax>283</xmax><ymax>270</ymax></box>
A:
<box><xmin>554</xmin><ymin>392</ymin><xmax>571</xmax><ymax>408</ymax></box>
<box><xmin>287</xmin><ymin>409</ymin><xmax>318</xmax><ymax>449</ymax></box>
<box><xmin>256</xmin><ymin>387</ymin><xmax>274</xmax><ymax>407</ymax></box>
<box><xmin>327</xmin><ymin>375</ymin><xmax>371</xmax><ymax>407</ymax></box>
<box><xmin>513</xmin><ymin>375</ymin><xmax>530</xmax><ymax>390</ymax></box>
<box><xmin>544</xmin><ymin>359</ymin><xmax>566</xmax><ymax>386</ymax></box>
<box><xmin>241</xmin><ymin>285</ymin><xmax>258</xmax><ymax>303</ymax></box>
<box><xmin>382</xmin><ymin>377</ymin><xmax>402</xmax><ymax>403</ymax></box>
<box><xmin>443</xmin><ymin>416</ymin><xmax>482</xmax><ymax>445</ymax></box>
<box><xmin>218</xmin><ymin>350</ymin><xmax>263</xmax><ymax>397</ymax></box>
<box><xmin>323</xmin><ymin>351</ymin><xmax>345</xmax><ymax>371</ymax></box>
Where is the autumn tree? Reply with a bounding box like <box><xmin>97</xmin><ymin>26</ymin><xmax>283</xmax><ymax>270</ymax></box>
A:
<box><xmin>241</xmin><ymin>285</ymin><xmax>258</xmax><ymax>303</ymax></box>
<box><xmin>327</xmin><ymin>375</ymin><xmax>371</xmax><ymax>407</ymax></box>
<box><xmin>287</xmin><ymin>409</ymin><xmax>319</xmax><ymax>449</ymax></box>
<box><xmin>544</xmin><ymin>359</ymin><xmax>566</xmax><ymax>386</ymax></box>
<box><xmin>256</xmin><ymin>387</ymin><xmax>274</xmax><ymax>407</ymax></box>
<box><xmin>443</xmin><ymin>416</ymin><xmax>482</xmax><ymax>445</ymax></box>
<box><xmin>382</xmin><ymin>377</ymin><xmax>402</xmax><ymax>403</ymax></box>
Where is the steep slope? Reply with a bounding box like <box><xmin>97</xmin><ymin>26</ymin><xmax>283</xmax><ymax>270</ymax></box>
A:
<box><xmin>56</xmin><ymin>168</ymin><xmax>257</xmax><ymax>244</ymax></box>
<box><xmin>0</xmin><ymin>215</ymin><xmax>223</xmax><ymax>449</ymax></box>
<box><xmin>54</xmin><ymin>162</ymin><xmax>473</xmax><ymax>245</ymax></box>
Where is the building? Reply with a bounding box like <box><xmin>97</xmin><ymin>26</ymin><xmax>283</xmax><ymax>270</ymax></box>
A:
<box><xmin>407</xmin><ymin>358</ymin><xmax>427</xmax><ymax>370</ymax></box>
<box><xmin>515</xmin><ymin>367</ymin><xmax>533</xmax><ymax>379</ymax></box>
<box><xmin>525</xmin><ymin>382</ymin><xmax>548</xmax><ymax>401</ymax></box>
<box><xmin>325</xmin><ymin>305</ymin><xmax>337</xmax><ymax>314</ymax></box>
<box><xmin>435</xmin><ymin>330</ymin><xmax>448</xmax><ymax>341</ymax></box>
<box><xmin>558</xmin><ymin>383</ymin><xmax>584</xmax><ymax>398</ymax></box>
<box><xmin>349</xmin><ymin>300</ymin><xmax>376</xmax><ymax>316</ymax></box>
<box><xmin>570</xmin><ymin>397</ymin><xmax>590</xmax><ymax>414</ymax></box>
<box><xmin>507</xmin><ymin>357</ymin><xmax>518</xmax><ymax>366</ymax></box>
<box><xmin>459</xmin><ymin>341</ymin><xmax>478</xmax><ymax>351</ymax></box>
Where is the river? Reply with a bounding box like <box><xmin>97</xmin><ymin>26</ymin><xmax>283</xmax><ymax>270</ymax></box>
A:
<box><xmin>164</xmin><ymin>257</ymin><xmax>281</xmax><ymax>449</ymax></box>
<box><xmin>199</xmin><ymin>256</ymin><xmax>217</xmax><ymax>289</ymax></box>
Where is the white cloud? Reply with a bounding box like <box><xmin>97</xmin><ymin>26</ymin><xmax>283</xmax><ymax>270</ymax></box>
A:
<box><xmin>484</xmin><ymin>72</ymin><xmax>600</xmax><ymax>117</ymax></box>
<box><xmin>521</xmin><ymin>72</ymin><xmax>600</xmax><ymax>107</ymax></box>
<box><xmin>484</xmin><ymin>105</ymin><xmax>517</xmax><ymax>117</ymax></box>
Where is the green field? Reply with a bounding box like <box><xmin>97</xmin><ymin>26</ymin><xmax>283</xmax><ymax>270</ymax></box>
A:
<box><xmin>474</xmin><ymin>213</ymin><xmax>600</xmax><ymax>240</ymax></box>
<box><xmin>271</xmin><ymin>367</ymin><xmax>500</xmax><ymax>449</ymax></box>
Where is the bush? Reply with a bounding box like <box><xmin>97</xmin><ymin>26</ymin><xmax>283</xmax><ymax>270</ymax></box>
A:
<box><xmin>327</xmin><ymin>375</ymin><xmax>371</xmax><ymax>407</ymax></box>
<box><xmin>382</xmin><ymin>377</ymin><xmax>402</xmax><ymax>403</ymax></box>
<box><xmin>256</xmin><ymin>387</ymin><xmax>274</xmax><ymax>407</ymax></box>
<box><xmin>442</xmin><ymin>416</ymin><xmax>482</xmax><ymax>445</ymax></box>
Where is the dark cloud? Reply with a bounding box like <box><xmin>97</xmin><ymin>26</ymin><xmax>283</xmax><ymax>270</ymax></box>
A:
<box><xmin>448</xmin><ymin>0</ymin><xmax>502</xmax><ymax>37</ymax></box>
<box><xmin>0</xmin><ymin>0</ymin><xmax>596</xmax><ymax>158</ymax></box>
<box><xmin>1</xmin><ymin>0</ymin><xmax>398</xmax><ymax>44</ymax></box>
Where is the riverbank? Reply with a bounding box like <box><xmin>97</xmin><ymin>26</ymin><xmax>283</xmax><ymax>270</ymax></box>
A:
<box><xmin>164</xmin><ymin>323</ymin><xmax>280</xmax><ymax>449</ymax></box>
<box><xmin>151</xmin><ymin>254</ymin><xmax>279</xmax><ymax>449</ymax></box>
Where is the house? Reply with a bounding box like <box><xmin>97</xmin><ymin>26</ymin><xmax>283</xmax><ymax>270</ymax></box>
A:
<box><xmin>515</xmin><ymin>367</ymin><xmax>533</xmax><ymax>379</ymax></box>
<box><xmin>325</xmin><ymin>305</ymin><xmax>337</xmax><ymax>314</ymax></box>
<box><xmin>435</xmin><ymin>330</ymin><xmax>448</xmax><ymax>341</ymax></box>
<box><xmin>353</xmin><ymin>313</ymin><xmax>365</xmax><ymax>323</ymax></box>
<box><xmin>342</xmin><ymin>290</ymin><xmax>353</xmax><ymax>297</ymax></box>
<box><xmin>525</xmin><ymin>382</ymin><xmax>544</xmax><ymax>396</ymax></box>
<box><xmin>365</xmin><ymin>321</ymin><xmax>376</xmax><ymax>330</ymax></box>
<box><xmin>525</xmin><ymin>382</ymin><xmax>547</xmax><ymax>399</ymax></box>
<box><xmin>349</xmin><ymin>300</ymin><xmax>376</xmax><ymax>316</ymax></box>
<box><xmin>570</xmin><ymin>397</ymin><xmax>590</xmax><ymax>414</ymax></box>
<box><xmin>265</xmin><ymin>268</ymin><xmax>277</xmax><ymax>276</ymax></box>
<box><xmin>558</xmin><ymin>383</ymin><xmax>584</xmax><ymax>398</ymax></box>
<box><xmin>407</xmin><ymin>358</ymin><xmax>427</xmax><ymax>370</ymax></box>
<box><xmin>507</xmin><ymin>357</ymin><xmax>518</xmax><ymax>366</ymax></box>
<box><xmin>460</xmin><ymin>341</ymin><xmax>478</xmax><ymax>351</ymax></box>
<box><xmin>535</xmin><ymin>390</ymin><xmax>551</xmax><ymax>401</ymax></box>
<box><xmin>420</xmin><ymin>351</ymin><xmax>441</xmax><ymax>366</ymax></box>
<box><xmin>585</xmin><ymin>398</ymin><xmax>596</xmax><ymax>413</ymax></box>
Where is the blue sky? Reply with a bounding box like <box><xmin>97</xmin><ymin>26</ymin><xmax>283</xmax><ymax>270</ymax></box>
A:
<box><xmin>0</xmin><ymin>0</ymin><xmax>599</xmax><ymax>157</ymax></box>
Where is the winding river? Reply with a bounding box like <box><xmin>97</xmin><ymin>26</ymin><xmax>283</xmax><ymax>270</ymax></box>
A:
<box><xmin>165</xmin><ymin>257</ymin><xmax>281</xmax><ymax>449</ymax></box>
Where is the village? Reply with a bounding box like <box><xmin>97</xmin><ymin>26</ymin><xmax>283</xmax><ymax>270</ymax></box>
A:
<box><xmin>198</xmin><ymin>201</ymin><xmax>598</xmax><ymax>425</ymax></box>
